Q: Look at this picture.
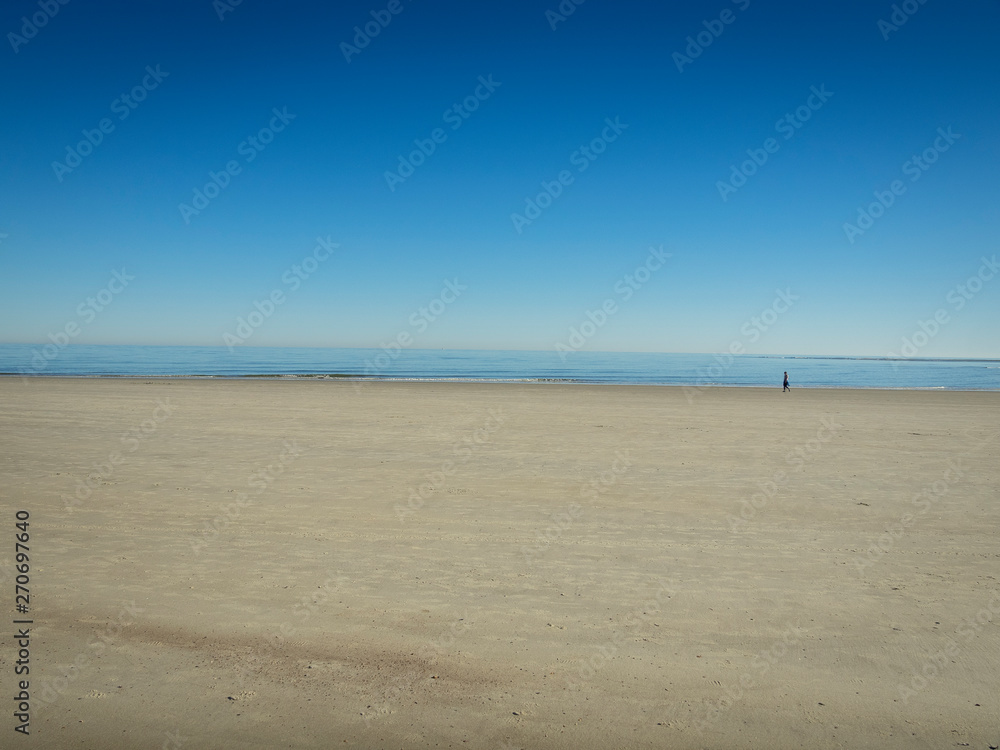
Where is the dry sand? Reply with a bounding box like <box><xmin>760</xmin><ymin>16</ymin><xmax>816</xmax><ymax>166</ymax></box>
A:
<box><xmin>1</xmin><ymin>377</ymin><xmax>998</xmax><ymax>749</ymax></box>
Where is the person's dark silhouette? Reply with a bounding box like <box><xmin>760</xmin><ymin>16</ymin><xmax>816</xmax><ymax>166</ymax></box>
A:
<box><xmin>783</xmin><ymin>371</ymin><xmax>790</xmax><ymax>392</ymax></box>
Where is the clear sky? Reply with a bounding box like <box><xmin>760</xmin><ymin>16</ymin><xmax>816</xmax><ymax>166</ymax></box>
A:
<box><xmin>1</xmin><ymin>0</ymin><xmax>998</xmax><ymax>357</ymax></box>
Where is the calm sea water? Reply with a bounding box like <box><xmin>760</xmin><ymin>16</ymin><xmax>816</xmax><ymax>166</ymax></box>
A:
<box><xmin>0</xmin><ymin>345</ymin><xmax>998</xmax><ymax>390</ymax></box>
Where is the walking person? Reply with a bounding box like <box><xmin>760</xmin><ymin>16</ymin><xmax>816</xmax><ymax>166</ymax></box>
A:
<box><xmin>783</xmin><ymin>371</ymin><xmax>790</xmax><ymax>392</ymax></box>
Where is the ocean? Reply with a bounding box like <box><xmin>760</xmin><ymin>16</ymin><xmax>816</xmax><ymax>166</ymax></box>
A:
<box><xmin>0</xmin><ymin>345</ymin><xmax>998</xmax><ymax>390</ymax></box>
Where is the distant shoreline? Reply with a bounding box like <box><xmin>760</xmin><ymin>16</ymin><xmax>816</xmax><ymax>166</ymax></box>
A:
<box><xmin>3</xmin><ymin>373</ymin><xmax>999</xmax><ymax>392</ymax></box>
<box><xmin>2</xmin><ymin>346</ymin><xmax>997</xmax><ymax>390</ymax></box>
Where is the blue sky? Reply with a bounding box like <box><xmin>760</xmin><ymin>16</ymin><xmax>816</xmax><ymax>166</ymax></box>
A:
<box><xmin>1</xmin><ymin>0</ymin><xmax>998</xmax><ymax>357</ymax></box>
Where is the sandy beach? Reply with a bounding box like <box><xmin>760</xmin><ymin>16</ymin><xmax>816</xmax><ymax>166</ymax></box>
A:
<box><xmin>1</xmin><ymin>377</ymin><xmax>998</xmax><ymax>749</ymax></box>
